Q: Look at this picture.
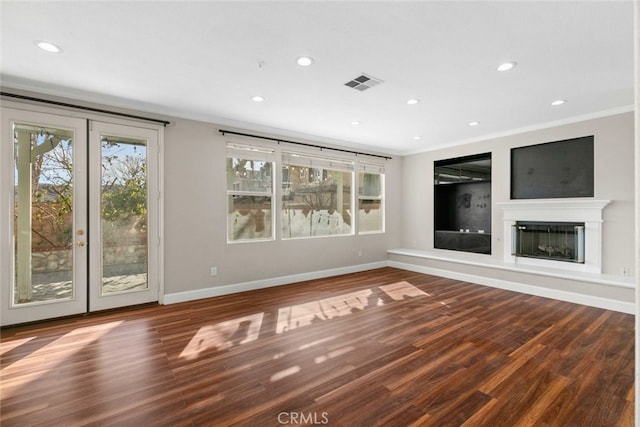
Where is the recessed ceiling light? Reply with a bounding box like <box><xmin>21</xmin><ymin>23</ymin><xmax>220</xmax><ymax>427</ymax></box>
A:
<box><xmin>468</xmin><ymin>121</ymin><xmax>480</xmax><ymax>126</ymax></box>
<box><xmin>296</xmin><ymin>56</ymin><xmax>314</xmax><ymax>67</ymax></box>
<box><xmin>36</xmin><ymin>40</ymin><xmax>62</xmax><ymax>53</ymax></box>
<box><xmin>407</xmin><ymin>98</ymin><xmax>420</xmax><ymax>105</ymax></box>
<box><xmin>497</xmin><ymin>61</ymin><xmax>517</xmax><ymax>72</ymax></box>
<box><xmin>351</xmin><ymin>121</ymin><xmax>360</xmax><ymax>126</ymax></box>
<box><xmin>551</xmin><ymin>99</ymin><xmax>566</xmax><ymax>106</ymax></box>
<box><xmin>251</xmin><ymin>95</ymin><xmax>265</xmax><ymax>102</ymax></box>
<box><xmin>413</xmin><ymin>136</ymin><xmax>422</xmax><ymax>140</ymax></box>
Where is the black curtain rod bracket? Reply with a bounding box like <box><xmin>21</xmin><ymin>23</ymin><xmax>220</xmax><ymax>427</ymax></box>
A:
<box><xmin>219</xmin><ymin>129</ymin><xmax>391</xmax><ymax>160</ymax></box>
<box><xmin>1</xmin><ymin>92</ymin><xmax>171</xmax><ymax>126</ymax></box>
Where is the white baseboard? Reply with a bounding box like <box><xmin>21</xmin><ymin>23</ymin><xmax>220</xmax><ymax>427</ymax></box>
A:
<box><xmin>388</xmin><ymin>260</ymin><xmax>635</xmax><ymax>314</ymax></box>
<box><xmin>164</xmin><ymin>259</ymin><xmax>634</xmax><ymax>314</ymax></box>
<box><xmin>163</xmin><ymin>261</ymin><xmax>388</xmax><ymax>305</ymax></box>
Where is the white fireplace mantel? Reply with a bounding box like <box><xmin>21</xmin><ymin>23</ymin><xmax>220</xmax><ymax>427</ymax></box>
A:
<box><xmin>496</xmin><ymin>199</ymin><xmax>611</xmax><ymax>273</ymax></box>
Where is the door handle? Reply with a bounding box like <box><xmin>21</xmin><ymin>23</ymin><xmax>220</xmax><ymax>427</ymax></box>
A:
<box><xmin>76</xmin><ymin>230</ymin><xmax>85</xmax><ymax>247</ymax></box>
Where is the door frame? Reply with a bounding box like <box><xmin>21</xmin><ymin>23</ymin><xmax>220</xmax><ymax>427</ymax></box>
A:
<box><xmin>0</xmin><ymin>101</ymin><xmax>165</xmax><ymax>326</ymax></box>
<box><xmin>1</xmin><ymin>108</ymin><xmax>89</xmax><ymax>325</ymax></box>
<box><xmin>88</xmin><ymin>120</ymin><xmax>161</xmax><ymax>311</ymax></box>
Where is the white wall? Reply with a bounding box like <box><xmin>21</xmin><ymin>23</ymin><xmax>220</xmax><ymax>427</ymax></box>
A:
<box><xmin>163</xmin><ymin>118</ymin><xmax>403</xmax><ymax>296</ymax></box>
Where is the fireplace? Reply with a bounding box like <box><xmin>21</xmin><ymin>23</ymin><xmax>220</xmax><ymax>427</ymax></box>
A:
<box><xmin>497</xmin><ymin>199</ymin><xmax>610</xmax><ymax>273</ymax></box>
<box><xmin>512</xmin><ymin>221</ymin><xmax>585</xmax><ymax>264</ymax></box>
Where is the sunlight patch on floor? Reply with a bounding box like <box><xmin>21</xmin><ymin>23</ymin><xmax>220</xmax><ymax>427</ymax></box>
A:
<box><xmin>179</xmin><ymin>313</ymin><xmax>264</xmax><ymax>360</ymax></box>
<box><xmin>178</xmin><ymin>281</ymin><xmax>428</xmax><ymax>363</ymax></box>
<box><xmin>0</xmin><ymin>321</ymin><xmax>124</xmax><ymax>398</ymax></box>
<box><xmin>276</xmin><ymin>281</ymin><xmax>428</xmax><ymax>334</ymax></box>
<box><xmin>379</xmin><ymin>281</ymin><xmax>429</xmax><ymax>299</ymax></box>
<box><xmin>270</xmin><ymin>365</ymin><xmax>301</xmax><ymax>382</ymax></box>
<box><xmin>314</xmin><ymin>345</ymin><xmax>356</xmax><ymax>364</ymax></box>
<box><xmin>0</xmin><ymin>337</ymin><xmax>35</xmax><ymax>356</ymax></box>
<box><xmin>299</xmin><ymin>336</ymin><xmax>337</xmax><ymax>351</ymax></box>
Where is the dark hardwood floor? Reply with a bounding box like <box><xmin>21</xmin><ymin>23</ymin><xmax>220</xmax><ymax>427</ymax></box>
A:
<box><xmin>0</xmin><ymin>267</ymin><xmax>634</xmax><ymax>426</ymax></box>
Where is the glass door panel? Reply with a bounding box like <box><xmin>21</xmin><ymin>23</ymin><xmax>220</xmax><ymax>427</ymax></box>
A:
<box><xmin>1</xmin><ymin>108</ymin><xmax>88</xmax><ymax>326</ymax></box>
<box><xmin>100</xmin><ymin>135</ymin><xmax>149</xmax><ymax>294</ymax></box>
<box><xmin>14</xmin><ymin>124</ymin><xmax>75</xmax><ymax>304</ymax></box>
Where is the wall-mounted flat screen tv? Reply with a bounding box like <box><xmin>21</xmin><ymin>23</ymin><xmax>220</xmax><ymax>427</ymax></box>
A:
<box><xmin>511</xmin><ymin>136</ymin><xmax>594</xmax><ymax>199</ymax></box>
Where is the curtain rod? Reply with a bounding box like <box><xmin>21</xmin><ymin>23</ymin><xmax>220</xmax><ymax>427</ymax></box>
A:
<box><xmin>1</xmin><ymin>92</ymin><xmax>171</xmax><ymax>126</ymax></box>
<box><xmin>219</xmin><ymin>129</ymin><xmax>392</xmax><ymax>160</ymax></box>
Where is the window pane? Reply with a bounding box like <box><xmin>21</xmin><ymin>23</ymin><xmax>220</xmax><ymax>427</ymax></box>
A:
<box><xmin>358</xmin><ymin>199</ymin><xmax>383</xmax><ymax>233</ymax></box>
<box><xmin>281</xmin><ymin>165</ymin><xmax>352</xmax><ymax>239</ymax></box>
<box><xmin>226</xmin><ymin>145</ymin><xmax>274</xmax><ymax>243</ymax></box>
<box><xmin>227</xmin><ymin>158</ymin><xmax>272</xmax><ymax>193</ymax></box>
<box><xmin>228</xmin><ymin>195</ymin><xmax>272</xmax><ymax>241</ymax></box>
<box><xmin>359</xmin><ymin>172</ymin><xmax>381</xmax><ymax>197</ymax></box>
<box><xmin>358</xmin><ymin>171</ymin><xmax>384</xmax><ymax>233</ymax></box>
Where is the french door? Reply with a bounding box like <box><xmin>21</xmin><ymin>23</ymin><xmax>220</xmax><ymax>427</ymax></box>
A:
<box><xmin>1</xmin><ymin>108</ymin><xmax>160</xmax><ymax>326</ymax></box>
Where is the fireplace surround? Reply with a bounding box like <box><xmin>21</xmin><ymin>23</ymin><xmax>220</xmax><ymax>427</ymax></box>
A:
<box><xmin>497</xmin><ymin>199</ymin><xmax>610</xmax><ymax>273</ymax></box>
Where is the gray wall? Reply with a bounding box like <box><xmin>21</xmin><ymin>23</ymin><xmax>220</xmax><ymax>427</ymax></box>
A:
<box><xmin>163</xmin><ymin>118</ymin><xmax>403</xmax><ymax>295</ymax></box>
<box><xmin>401</xmin><ymin>112</ymin><xmax>635</xmax><ymax>278</ymax></box>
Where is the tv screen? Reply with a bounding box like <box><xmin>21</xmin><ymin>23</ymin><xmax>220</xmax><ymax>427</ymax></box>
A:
<box><xmin>511</xmin><ymin>136</ymin><xmax>594</xmax><ymax>199</ymax></box>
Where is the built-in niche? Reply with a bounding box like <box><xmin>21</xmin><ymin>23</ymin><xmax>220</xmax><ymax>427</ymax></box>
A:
<box><xmin>434</xmin><ymin>153</ymin><xmax>491</xmax><ymax>254</ymax></box>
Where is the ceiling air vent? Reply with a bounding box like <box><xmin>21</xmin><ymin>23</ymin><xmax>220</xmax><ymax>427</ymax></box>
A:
<box><xmin>344</xmin><ymin>73</ymin><xmax>383</xmax><ymax>91</ymax></box>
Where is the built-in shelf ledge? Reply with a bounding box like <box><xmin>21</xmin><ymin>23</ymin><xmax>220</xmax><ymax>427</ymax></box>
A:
<box><xmin>387</xmin><ymin>248</ymin><xmax>634</xmax><ymax>289</ymax></box>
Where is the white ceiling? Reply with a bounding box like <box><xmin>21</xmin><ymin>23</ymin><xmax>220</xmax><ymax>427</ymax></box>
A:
<box><xmin>0</xmin><ymin>1</ymin><xmax>634</xmax><ymax>156</ymax></box>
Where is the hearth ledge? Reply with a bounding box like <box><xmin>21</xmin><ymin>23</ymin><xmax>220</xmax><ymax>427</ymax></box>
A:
<box><xmin>387</xmin><ymin>247</ymin><xmax>634</xmax><ymax>289</ymax></box>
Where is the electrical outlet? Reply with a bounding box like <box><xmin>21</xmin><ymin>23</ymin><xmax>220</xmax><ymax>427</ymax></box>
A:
<box><xmin>210</xmin><ymin>267</ymin><xmax>218</xmax><ymax>276</ymax></box>
<box><xmin>358</xmin><ymin>249</ymin><xmax>362</xmax><ymax>257</ymax></box>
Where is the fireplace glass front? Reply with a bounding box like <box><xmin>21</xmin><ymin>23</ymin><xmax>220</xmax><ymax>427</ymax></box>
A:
<box><xmin>512</xmin><ymin>221</ymin><xmax>585</xmax><ymax>263</ymax></box>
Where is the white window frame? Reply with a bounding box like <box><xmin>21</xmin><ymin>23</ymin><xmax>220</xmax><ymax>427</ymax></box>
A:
<box><xmin>226</xmin><ymin>143</ymin><xmax>276</xmax><ymax>243</ymax></box>
<box><xmin>281</xmin><ymin>151</ymin><xmax>355</xmax><ymax>240</ymax></box>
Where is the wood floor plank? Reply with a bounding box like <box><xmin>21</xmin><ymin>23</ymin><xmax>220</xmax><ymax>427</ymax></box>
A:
<box><xmin>0</xmin><ymin>267</ymin><xmax>634</xmax><ymax>426</ymax></box>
